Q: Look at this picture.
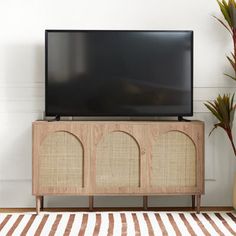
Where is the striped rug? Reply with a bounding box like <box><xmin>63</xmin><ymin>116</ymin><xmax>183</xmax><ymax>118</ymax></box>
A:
<box><xmin>0</xmin><ymin>212</ymin><xmax>236</xmax><ymax>235</ymax></box>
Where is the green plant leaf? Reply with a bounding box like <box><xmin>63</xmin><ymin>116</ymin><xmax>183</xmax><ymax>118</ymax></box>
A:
<box><xmin>217</xmin><ymin>95</ymin><xmax>229</xmax><ymax>123</ymax></box>
<box><xmin>224</xmin><ymin>73</ymin><xmax>236</xmax><ymax>80</ymax></box>
<box><xmin>205</xmin><ymin>94</ymin><xmax>235</xmax><ymax>134</ymax></box>
<box><xmin>205</xmin><ymin>102</ymin><xmax>223</xmax><ymax>121</ymax></box>
<box><xmin>217</xmin><ymin>0</ymin><xmax>233</xmax><ymax>27</ymax></box>
<box><xmin>209</xmin><ymin>126</ymin><xmax>217</xmax><ymax>136</ymax></box>
<box><xmin>230</xmin><ymin>107</ymin><xmax>236</xmax><ymax>128</ymax></box>
<box><xmin>231</xmin><ymin>52</ymin><xmax>235</xmax><ymax>58</ymax></box>
<box><xmin>209</xmin><ymin>122</ymin><xmax>226</xmax><ymax>136</ymax></box>
<box><xmin>227</xmin><ymin>55</ymin><xmax>235</xmax><ymax>69</ymax></box>
<box><xmin>230</xmin><ymin>93</ymin><xmax>236</xmax><ymax>128</ymax></box>
<box><xmin>223</xmin><ymin>0</ymin><xmax>231</xmax><ymax>16</ymax></box>
<box><xmin>213</xmin><ymin>16</ymin><xmax>233</xmax><ymax>34</ymax></box>
<box><xmin>208</xmin><ymin>1</ymin><xmax>236</xmax><ymax>156</ymax></box>
<box><xmin>231</xmin><ymin>93</ymin><xmax>235</xmax><ymax>108</ymax></box>
<box><xmin>229</xmin><ymin>0</ymin><xmax>236</xmax><ymax>8</ymax></box>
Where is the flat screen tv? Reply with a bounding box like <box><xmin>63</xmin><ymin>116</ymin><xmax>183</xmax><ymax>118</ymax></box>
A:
<box><xmin>45</xmin><ymin>30</ymin><xmax>193</xmax><ymax>118</ymax></box>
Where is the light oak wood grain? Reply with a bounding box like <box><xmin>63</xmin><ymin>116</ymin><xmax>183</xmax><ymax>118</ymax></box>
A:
<box><xmin>32</xmin><ymin>120</ymin><xmax>204</xmax><ymax>212</ymax></box>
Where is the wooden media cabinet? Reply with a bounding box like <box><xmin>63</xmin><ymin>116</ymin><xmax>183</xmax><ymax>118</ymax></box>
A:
<box><xmin>32</xmin><ymin>120</ymin><xmax>204</xmax><ymax>213</ymax></box>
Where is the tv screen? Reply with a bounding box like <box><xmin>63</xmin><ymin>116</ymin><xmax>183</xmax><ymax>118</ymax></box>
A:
<box><xmin>46</xmin><ymin>30</ymin><xmax>193</xmax><ymax>117</ymax></box>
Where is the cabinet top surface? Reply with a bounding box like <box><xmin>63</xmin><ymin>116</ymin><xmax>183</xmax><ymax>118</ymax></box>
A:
<box><xmin>33</xmin><ymin>120</ymin><xmax>204</xmax><ymax>125</ymax></box>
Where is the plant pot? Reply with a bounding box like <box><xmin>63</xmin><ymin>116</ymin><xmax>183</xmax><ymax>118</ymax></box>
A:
<box><xmin>233</xmin><ymin>173</ymin><xmax>236</xmax><ymax>209</ymax></box>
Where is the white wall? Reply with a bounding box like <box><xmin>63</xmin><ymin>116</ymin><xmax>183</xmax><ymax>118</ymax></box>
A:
<box><xmin>0</xmin><ymin>0</ymin><xmax>236</xmax><ymax>208</ymax></box>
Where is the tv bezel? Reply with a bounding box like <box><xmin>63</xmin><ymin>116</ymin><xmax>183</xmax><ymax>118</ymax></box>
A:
<box><xmin>45</xmin><ymin>29</ymin><xmax>193</xmax><ymax>118</ymax></box>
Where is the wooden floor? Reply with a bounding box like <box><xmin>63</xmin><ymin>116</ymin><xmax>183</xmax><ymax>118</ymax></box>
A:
<box><xmin>0</xmin><ymin>207</ymin><xmax>233</xmax><ymax>213</ymax></box>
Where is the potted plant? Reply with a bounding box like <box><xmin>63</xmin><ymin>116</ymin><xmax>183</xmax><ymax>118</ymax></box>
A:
<box><xmin>205</xmin><ymin>0</ymin><xmax>236</xmax><ymax>207</ymax></box>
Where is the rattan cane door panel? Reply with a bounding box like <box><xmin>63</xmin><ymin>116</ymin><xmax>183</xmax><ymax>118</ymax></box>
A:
<box><xmin>39</xmin><ymin>131</ymin><xmax>83</xmax><ymax>190</ymax></box>
<box><xmin>147</xmin><ymin>122</ymin><xmax>204</xmax><ymax>194</ymax></box>
<box><xmin>91</xmin><ymin>123</ymin><xmax>146</xmax><ymax>194</ymax></box>
<box><xmin>33</xmin><ymin>122</ymin><xmax>90</xmax><ymax>195</ymax></box>
<box><xmin>151</xmin><ymin>131</ymin><xmax>196</xmax><ymax>188</ymax></box>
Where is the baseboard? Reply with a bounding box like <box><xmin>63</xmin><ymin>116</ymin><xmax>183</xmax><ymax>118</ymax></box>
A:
<box><xmin>0</xmin><ymin>206</ymin><xmax>234</xmax><ymax>213</ymax></box>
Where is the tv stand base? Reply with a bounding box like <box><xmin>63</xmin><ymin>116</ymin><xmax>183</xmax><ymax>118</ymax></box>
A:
<box><xmin>33</xmin><ymin>120</ymin><xmax>204</xmax><ymax>214</ymax></box>
<box><xmin>35</xmin><ymin>194</ymin><xmax>201</xmax><ymax>214</ymax></box>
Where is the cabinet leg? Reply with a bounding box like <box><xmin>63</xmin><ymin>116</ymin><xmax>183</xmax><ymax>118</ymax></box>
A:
<box><xmin>143</xmin><ymin>196</ymin><xmax>148</xmax><ymax>210</ymax></box>
<box><xmin>36</xmin><ymin>196</ymin><xmax>41</xmax><ymax>214</ymax></box>
<box><xmin>192</xmin><ymin>195</ymin><xmax>195</xmax><ymax>209</ymax></box>
<box><xmin>89</xmin><ymin>196</ymin><xmax>93</xmax><ymax>211</ymax></box>
<box><xmin>196</xmin><ymin>195</ymin><xmax>201</xmax><ymax>214</ymax></box>
<box><xmin>40</xmin><ymin>196</ymin><xmax>44</xmax><ymax>211</ymax></box>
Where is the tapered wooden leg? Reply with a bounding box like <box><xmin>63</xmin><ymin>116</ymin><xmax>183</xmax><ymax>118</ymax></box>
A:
<box><xmin>192</xmin><ymin>195</ymin><xmax>195</xmax><ymax>209</ymax></box>
<box><xmin>143</xmin><ymin>196</ymin><xmax>148</xmax><ymax>210</ymax></box>
<box><xmin>40</xmin><ymin>196</ymin><xmax>44</xmax><ymax>210</ymax></box>
<box><xmin>196</xmin><ymin>195</ymin><xmax>201</xmax><ymax>214</ymax></box>
<box><xmin>36</xmin><ymin>196</ymin><xmax>41</xmax><ymax>214</ymax></box>
<box><xmin>89</xmin><ymin>196</ymin><xmax>94</xmax><ymax>211</ymax></box>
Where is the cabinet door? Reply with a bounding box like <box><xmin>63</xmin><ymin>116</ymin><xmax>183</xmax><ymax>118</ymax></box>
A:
<box><xmin>146</xmin><ymin>122</ymin><xmax>204</xmax><ymax>194</ymax></box>
<box><xmin>33</xmin><ymin>122</ymin><xmax>90</xmax><ymax>195</ymax></box>
<box><xmin>91</xmin><ymin>122</ymin><xmax>147</xmax><ymax>194</ymax></box>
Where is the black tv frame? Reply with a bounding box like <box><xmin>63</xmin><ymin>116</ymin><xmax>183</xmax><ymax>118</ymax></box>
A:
<box><xmin>45</xmin><ymin>29</ymin><xmax>194</xmax><ymax>119</ymax></box>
